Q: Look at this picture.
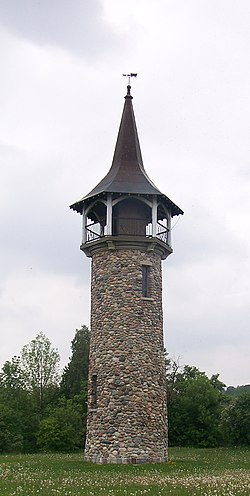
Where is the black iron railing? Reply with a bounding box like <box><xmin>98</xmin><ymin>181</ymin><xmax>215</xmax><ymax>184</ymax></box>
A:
<box><xmin>85</xmin><ymin>219</ymin><xmax>170</xmax><ymax>244</ymax></box>
<box><xmin>156</xmin><ymin>221</ymin><xmax>169</xmax><ymax>244</ymax></box>
<box><xmin>86</xmin><ymin>223</ymin><xmax>103</xmax><ymax>242</ymax></box>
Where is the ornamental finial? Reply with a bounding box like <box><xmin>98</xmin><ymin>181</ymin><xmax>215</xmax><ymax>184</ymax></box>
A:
<box><xmin>123</xmin><ymin>73</ymin><xmax>137</xmax><ymax>95</ymax></box>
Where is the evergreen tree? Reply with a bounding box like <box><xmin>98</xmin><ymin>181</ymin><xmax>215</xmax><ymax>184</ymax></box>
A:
<box><xmin>60</xmin><ymin>325</ymin><xmax>90</xmax><ymax>398</ymax></box>
<box><xmin>58</xmin><ymin>326</ymin><xmax>90</xmax><ymax>448</ymax></box>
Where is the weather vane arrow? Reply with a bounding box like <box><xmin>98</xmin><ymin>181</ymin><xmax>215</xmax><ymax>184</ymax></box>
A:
<box><xmin>123</xmin><ymin>73</ymin><xmax>138</xmax><ymax>86</ymax></box>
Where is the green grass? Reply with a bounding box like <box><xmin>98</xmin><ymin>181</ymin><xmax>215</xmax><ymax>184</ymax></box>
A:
<box><xmin>0</xmin><ymin>448</ymin><xmax>249</xmax><ymax>495</ymax></box>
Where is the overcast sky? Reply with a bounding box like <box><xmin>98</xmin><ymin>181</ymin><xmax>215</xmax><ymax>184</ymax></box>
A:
<box><xmin>0</xmin><ymin>0</ymin><xmax>249</xmax><ymax>386</ymax></box>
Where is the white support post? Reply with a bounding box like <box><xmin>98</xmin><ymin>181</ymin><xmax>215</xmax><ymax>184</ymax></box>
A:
<box><xmin>107</xmin><ymin>194</ymin><xmax>112</xmax><ymax>236</ymax></box>
<box><xmin>82</xmin><ymin>205</ymin><xmax>87</xmax><ymax>244</ymax></box>
<box><xmin>167</xmin><ymin>210</ymin><xmax>171</xmax><ymax>247</ymax></box>
<box><xmin>152</xmin><ymin>196</ymin><xmax>157</xmax><ymax>237</ymax></box>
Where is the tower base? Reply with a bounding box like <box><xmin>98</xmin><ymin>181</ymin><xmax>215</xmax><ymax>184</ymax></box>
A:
<box><xmin>84</xmin><ymin>453</ymin><xmax>168</xmax><ymax>464</ymax></box>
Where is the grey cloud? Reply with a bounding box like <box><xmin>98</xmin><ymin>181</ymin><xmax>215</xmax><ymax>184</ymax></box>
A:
<box><xmin>0</xmin><ymin>0</ymin><xmax>122</xmax><ymax>57</ymax></box>
<box><xmin>169</xmin><ymin>206</ymin><xmax>245</xmax><ymax>270</ymax></box>
<box><xmin>0</xmin><ymin>145</ymin><xmax>89</xmax><ymax>281</ymax></box>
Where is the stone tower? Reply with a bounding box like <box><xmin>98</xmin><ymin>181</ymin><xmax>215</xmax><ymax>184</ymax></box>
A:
<box><xmin>70</xmin><ymin>84</ymin><xmax>183</xmax><ymax>464</ymax></box>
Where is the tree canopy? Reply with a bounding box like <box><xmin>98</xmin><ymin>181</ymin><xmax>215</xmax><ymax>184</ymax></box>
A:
<box><xmin>60</xmin><ymin>325</ymin><xmax>90</xmax><ymax>398</ymax></box>
<box><xmin>20</xmin><ymin>332</ymin><xmax>60</xmax><ymax>411</ymax></box>
<box><xmin>0</xmin><ymin>331</ymin><xmax>249</xmax><ymax>453</ymax></box>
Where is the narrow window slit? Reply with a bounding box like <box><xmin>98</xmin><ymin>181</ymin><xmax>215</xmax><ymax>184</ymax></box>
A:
<box><xmin>142</xmin><ymin>265</ymin><xmax>150</xmax><ymax>297</ymax></box>
<box><xmin>91</xmin><ymin>374</ymin><xmax>97</xmax><ymax>409</ymax></box>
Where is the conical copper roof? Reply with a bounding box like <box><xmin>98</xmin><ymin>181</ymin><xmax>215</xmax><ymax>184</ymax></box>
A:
<box><xmin>83</xmin><ymin>85</ymin><xmax>162</xmax><ymax>198</ymax></box>
<box><xmin>70</xmin><ymin>86</ymin><xmax>183</xmax><ymax>217</ymax></box>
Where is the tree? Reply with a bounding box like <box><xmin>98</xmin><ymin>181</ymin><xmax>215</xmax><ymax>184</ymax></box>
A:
<box><xmin>37</xmin><ymin>396</ymin><xmax>84</xmax><ymax>452</ymax></box>
<box><xmin>210</xmin><ymin>373</ymin><xmax>226</xmax><ymax>392</ymax></box>
<box><xmin>165</xmin><ymin>355</ymin><xmax>181</xmax><ymax>405</ymax></box>
<box><xmin>60</xmin><ymin>326</ymin><xmax>90</xmax><ymax>398</ymax></box>
<box><xmin>0</xmin><ymin>398</ymin><xmax>23</xmax><ymax>452</ymax></box>
<box><xmin>225</xmin><ymin>385</ymin><xmax>250</xmax><ymax>397</ymax></box>
<box><xmin>167</xmin><ymin>364</ymin><xmax>226</xmax><ymax>447</ymax></box>
<box><xmin>0</xmin><ymin>356</ymin><xmax>39</xmax><ymax>452</ymax></box>
<box><xmin>37</xmin><ymin>324</ymin><xmax>90</xmax><ymax>453</ymax></box>
<box><xmin>226</xmin><ymin>394</ymin><xmax>250</xmax><ymax>445</ymax></box>
<box><xmin>0</xmin><ymin>356</ymin><xmax>25</xmax><ymax>390</ymax></box>
<box><xmin>59</xmin><ymin>326</ymin><xmax>90</xmax><ymax>447</ymax></box>
<box><xmin>21</xmin><ymin>332</ymin><xmax>60</xmax><ymax>411</ymax></box>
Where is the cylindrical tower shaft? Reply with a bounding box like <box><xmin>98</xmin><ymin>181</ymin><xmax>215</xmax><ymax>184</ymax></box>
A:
<box><xmin>84</xmin><ymin>248</ymin><xmax>168</xmax><ymax>464</ymax></box>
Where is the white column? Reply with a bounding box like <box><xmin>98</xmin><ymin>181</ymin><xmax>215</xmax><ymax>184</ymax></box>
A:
<box><xmin>82</xmin><ymin>205</ymin><xmax>87</xmax><ymax>244</ymax></box>
<box><xmin>152</xmin><ymin>196</ymin><xmax>157</xmax><ymax>237</ymax></box>
<box><xmin>107</xmin><ymin>194</ymin><xmax>112</xmax><ymax>236</ymax></box>
<box><xmin>167</xmin><ymin>210</ymin><xmax>171</xmax><ymax>246</ymax></box>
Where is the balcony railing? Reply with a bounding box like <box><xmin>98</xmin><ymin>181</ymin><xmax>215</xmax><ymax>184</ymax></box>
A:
<box><xmin>156</xmin><ymin>221</ymin><xmax>169</xmax><ymax>244</ymax></box>
<box><xmin>85</xmin><ymin>219</ymin><xmax>170</xmax><ymax>245</ymax></box>
<box><xmin>86</xmin><ymin>223</ymin><xmax>103</xmax><ymax>242</ymax></box>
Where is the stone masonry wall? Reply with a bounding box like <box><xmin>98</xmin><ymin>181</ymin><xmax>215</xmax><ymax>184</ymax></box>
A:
<box><xmin>84</xmin><ymin>248</ymin><xmax>168</xmax><ymax>464</ymax></box>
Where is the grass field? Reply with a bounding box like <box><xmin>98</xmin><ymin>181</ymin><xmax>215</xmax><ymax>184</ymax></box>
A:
<box><xmin>0</xmin><ymin>447</ymin><xmax>249</xmax><ymax>496</ymax></box>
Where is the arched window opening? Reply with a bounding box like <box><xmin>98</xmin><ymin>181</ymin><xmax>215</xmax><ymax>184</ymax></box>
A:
<box><xmin>112</xmin><ymin>198</ymin><xmax>151</xmax><ymax>236</ymax></box>
<box><xmin>85</xmin><ymin>201</ymin><xmax>107</xmax><ymax>242</ymax></box>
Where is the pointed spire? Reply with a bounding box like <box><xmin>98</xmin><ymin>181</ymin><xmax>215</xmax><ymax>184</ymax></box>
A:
<box><xmin>70</xmin><ymin>86</ymin><xmax>183</xmax><ymax>218</ymax></box>
<box><xmin>82</xmin><ymin>85</ymin><xmax>162</xmax><ymax>199</ymax></box>
<box><xmin>110</xmin><ymin>83</ymin><xmax>143</xmax><ymax>168</ymax></box>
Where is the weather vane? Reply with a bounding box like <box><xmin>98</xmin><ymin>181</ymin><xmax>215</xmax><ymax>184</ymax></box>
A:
<box><xmin>123</xmin><ymin>73</ymin><xmax>137</xmax><ymax>86</ymax></box>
